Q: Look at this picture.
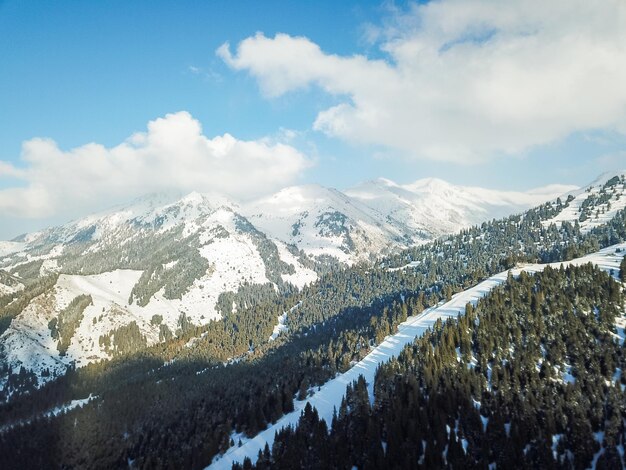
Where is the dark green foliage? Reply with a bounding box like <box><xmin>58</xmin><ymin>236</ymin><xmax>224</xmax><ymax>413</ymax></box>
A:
<box><xmin>0</xmin><ymin>270</ymin><xmax>22</xmax><ymax>293</ymax></box>
<box><xmin>56</xmin><ymin>225</ymin><xmax>189</xmax><ymax>276</ymax></box>
<box><xmin>0</xmin><ymin>274</ymin><xmax>58</xmax><ymax>335</ymax></box>
<box><xmin>603</xmin><ymin>175</ymin><xmax>621</xmax><ymax>189</ymax></box>
<box><xmin>9</xmin><ymin>259</ymin><xmax>44</xmax><ymax>283</ymax></box>
<box><xmin>50</xmin><ymin>294</ymin><xmax>93</xmax><ymax>355</ymax></box>
<box><xmin>100</xmin><ymin>321</ymin><xmax>147</xmax><ymax>357</ymax></box>
<box><xmin>68</xmin><ymin>224</ymin><xmax>96</xmax><ymax>244</ymax></box>
<box><xmin>0</xmin><ymin>277</ymin><xmax>425</xmax><ymax>469</ymax></box>
<box><xmin>159</xmin><ymin>323</ymin><xmax>173</xmax><ymax>342</ymax></box>
<box><xmin>578</xmin><ymin>177</ymin><xmax>624</xmax><ymax>222</ymax></box>
<box><xmin>129</xmin><ymin>244</ymin><xmax>212</xmax><ymax>307</ymax></box>
<box><xmin>262</xmin><ymin>264</ymin><xmax>626</xmax><ymax>469</ymax></box>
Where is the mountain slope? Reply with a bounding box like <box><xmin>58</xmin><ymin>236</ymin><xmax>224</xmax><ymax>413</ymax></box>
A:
<box><xmin>241</xmin><ymin>184</ymin><xmax>418</xmax><ymax>263</ymax></box>
<box><xmin>346</xmin><ymin>177</ymin><xmax>577</xmax><ymax>237</ymax></box>
<box><xmin>2</xmin><ymin>171</ymin><xmax>626</xmax><ymax>469</ymax></box>
<box><xmin>0</xmin><ymin>193</ymin><xmax>317</xmax><ymax>387</ymax></box>
<box><xmin>228</xmin><ymin>256</ymin><xmax>626</xmax><ymax>469</ymax></box>
<box><xmin>209</xmin><ymin>243</ymin><xmax>626</xmax><ymax>469</ymax></box>
<box><xmin>541</xmin><ymin>171</ymin><xmax>626</xmax><ymax>233</ymax></box>
<box><xmin>0</xmin><ymin>174</ymin><xmax>606</xmax><ymax>391</ymax></box>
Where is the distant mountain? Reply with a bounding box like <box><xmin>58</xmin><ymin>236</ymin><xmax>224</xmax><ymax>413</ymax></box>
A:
<box><xmin>345</xmin><ymin>177</ymin><xmax>577</xmax><ymax>238</ymax></box>
<box><xmin>0</xmin><ymin>241</ymin><xmax>24</xmax><ymax>258</ymax></box>
<box><xmin>0</xmin><ymin>174</ymin><xmax>593</xmax><ymax>387</ymax></box>
<box><xmin>241</xmin><ymin>184</ymin><xmax>418</xmax><ymax>263</ymax></box>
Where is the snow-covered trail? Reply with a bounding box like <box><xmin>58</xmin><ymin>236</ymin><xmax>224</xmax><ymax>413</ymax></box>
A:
<box><xmin>208</xmin><ymin>243</ymin><xmax>626</xmax><ymax>469</ymax></box>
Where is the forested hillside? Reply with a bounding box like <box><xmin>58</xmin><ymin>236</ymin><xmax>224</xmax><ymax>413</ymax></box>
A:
<box><xmin>248</xmin><ymin>264</ymin><xmax>626</xmax><ymax>469</ymax></box>
<box><xmin>0</xmin><ymin>175</ymin><xmax>626</xmax><ymax>469</ymax></box>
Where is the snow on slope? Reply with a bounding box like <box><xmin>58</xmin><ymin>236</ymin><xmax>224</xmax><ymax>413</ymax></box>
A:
<box><xmin>2</xmin><ymin>176</ymin><xmax>573</xmax><ymax>273</ymax></box>
<box><xmin>0</xmin><ymin>394</ymin><xmax>97</xmax><ymax>434</ymax></box>
<box><xmin>1</xmin><ymin>261</ymin><xmax>255</xmax><ymax>385</ymax></box>
<box><xmin>542</xmin><ymin>171</ymin><xmax>626</xmax><ymax>233</ymax></box>
<box><xmin>0</xmin><ymin>270</ymin><xmax>24</xmax><ymax>296</ymax></box>
<box><xmin>0</xmin><ymin>202</ymin><xmax>322</xmax><ymax>386</ymax></box>
<box><xmin>1</xmin><ymin>270</ymin><xmax>147</xmax><ymax>382</ymax></box>
<box><xmin>208</xmin><ymin>243</ymin><xmax>626</xmax><ymax>469</ymax></box>
<box><xmin>0</xmin><ymin>175</ymin><xmax>595</xmax><ymax>390</ymax></box>
<box><xmin>273</xmin><ymin>241</ymin><xmax>317</xmax><ymax>287</ymax></box>
<box><xmin>17</xmin><ymin>191</ymin><xmax>238</xmax><ymax>253</ymax></box>
<box><xmin>0</xmin><ymin>190</ymin><xmax>327</xmax><ymax>388</ymax></box>
<box><xmin>346</xmin><ymin>178</ymin><xmax>577</xmax><ymax>238</ymax></box>
<box><xmin>0</xmin><ymin>242</ymin><xmax>25</xmax><ymax>258</ymax></box>
<box><xmin>242</xmin><ymin>184</ymin><xmax>413</xmax><ymax>263</ymax></box>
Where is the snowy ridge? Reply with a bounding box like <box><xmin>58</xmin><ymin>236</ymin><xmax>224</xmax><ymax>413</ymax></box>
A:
<box><xmin>346</xmin><ymin>177</ymin><xmax>577</xmax><ymax>238</ymax></box>
<box><xmin>0</xmin><ymin>174</ymin><xmax>610</xmax><ymax>390</ymax></box>
<box><xmin>208</xmin><ymin>243</ymin><xmax>626</xmax><ymax>469</ymax></box>
<box><xmin>268</xmin><ymin>301</ymin><xmax>301</xmax><ymax>342</ymax></box>
<box><xmin>243</xmin><ymin>178</ymin><xmax>569</xmax><ymax>263</ymax></box>
<box><xmin>0</xmin><ymin>394</ymin><xmax>96</xmax><ymax>434</ymax></box>
<box><xmin>542</xmin><ymin>171</ymin><xmax>626</xmax><ymax>233</ymax></box>
<box><xmin>0</xmin><ymin>208</ymin><xmax>318</xmax><ymax>385</ymax></box>
<box><xmin>0</xmin><ymin>192</ymin><xmax>322</xmax><ymax>387</ymax></box>
<box><xmin>242</xmin><ymin>184</ymin><xmax>411</xmax><ymax>263</ymax></box>
<box><xmin>2</xmin><ymin>176</ymin><xmax>572</xmax><ymax>271</ymax></box>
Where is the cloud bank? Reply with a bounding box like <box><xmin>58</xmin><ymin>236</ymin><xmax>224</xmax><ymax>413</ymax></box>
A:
<box><xmin>219</xmin><ymin>0</ymin><xmax>626</xmax><ymax>163</ymax></box>
<box><xmin>0</xmin><ymin>111</ymin><xmax>311</xmax><ymax>219</ymax></box>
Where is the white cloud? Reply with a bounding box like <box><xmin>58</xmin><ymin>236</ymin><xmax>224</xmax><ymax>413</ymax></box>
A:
<box><xmin>0</xmin><ymin>161</ymin><xmax>25</xmax><ymax>178</ymax></box>
<box><xmin>0</xmin><ymin>111</ymin><xmax>311</xmax><ymax>219</ymax></box>
<box><xmin>219</xmin><ymin>0</ymin><xmax>626</xmax><ymax>163</ymax></box>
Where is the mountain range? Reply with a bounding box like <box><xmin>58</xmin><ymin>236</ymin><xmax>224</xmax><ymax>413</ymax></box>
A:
<box><xmin>0</xmin><ymin>174</ymin><xmax>605</xmax><ymax>389</ymax></box>
<box><xmin>1</xmin><ymin>171</ymin><xmax>626</xmax><ymax>469</ymax></box>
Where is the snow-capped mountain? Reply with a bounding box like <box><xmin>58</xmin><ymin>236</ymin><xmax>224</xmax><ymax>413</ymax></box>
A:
<box><xmin>0</xmin><ymin>241</ymin><xmax>24</xmax><ymax>258</ymax></box>
<box><xmin>0</xmin><ymin>174</ymin><xmax>587</xmax><ymax>388</ymax></box>
<box><xmin>0</xmin><ymin>192</ymin><xmax>317</xmax><ymax>386</ymax></box>
<box><xmin>346</xmin><ymin>177</ymin><xmax>578</xmax><ymax>238</ymax></box>
<box><xmin>241</xmin><ymin>184</ymin><xmax>419</xmax><ymax>263</ymax></box>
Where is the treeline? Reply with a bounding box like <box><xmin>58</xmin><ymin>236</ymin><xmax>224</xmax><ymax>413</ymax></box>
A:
<box><xmin>256</xmin><ymin>263</ymin><xmax>626</xmax><ymax>469</ymax></box>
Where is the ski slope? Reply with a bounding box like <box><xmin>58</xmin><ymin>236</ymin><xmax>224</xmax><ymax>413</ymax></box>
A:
<box><xmin>208</xmin><ymin>243</ymin><xmax>626</xmax><ymax>469</ymax></box>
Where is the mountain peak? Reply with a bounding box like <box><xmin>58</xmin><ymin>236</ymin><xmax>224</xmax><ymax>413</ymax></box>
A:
<box><xmin>406</xmin><ymin>177</ymin><xmax>455</xmax><ymax>193</ymax></box>
<box><xmin>585</xmin><ymin>170</ymin><xmax>626</xmax><ymax>188</ymax></box>
<box><xmin>178</xmin><ymin>191</ymin><xmax>235</xmax><ymax>210</ymax></box>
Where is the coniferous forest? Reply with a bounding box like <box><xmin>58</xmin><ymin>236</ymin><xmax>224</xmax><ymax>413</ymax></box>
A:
<box><xmin>252</xmin><ymin>264</ymin><xmax>626</xmax><ymax>469</ymax></box>
<box><xmin>0</xmin><ymin>199</ymin><xmax>625</xmax><ymax>469</ymax></box>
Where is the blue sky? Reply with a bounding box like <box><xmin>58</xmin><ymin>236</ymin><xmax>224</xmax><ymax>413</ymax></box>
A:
<box><xmin>1</xmin><ymin>0</ymin><xmax>626</xmax><ymax>238</ymax></box>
